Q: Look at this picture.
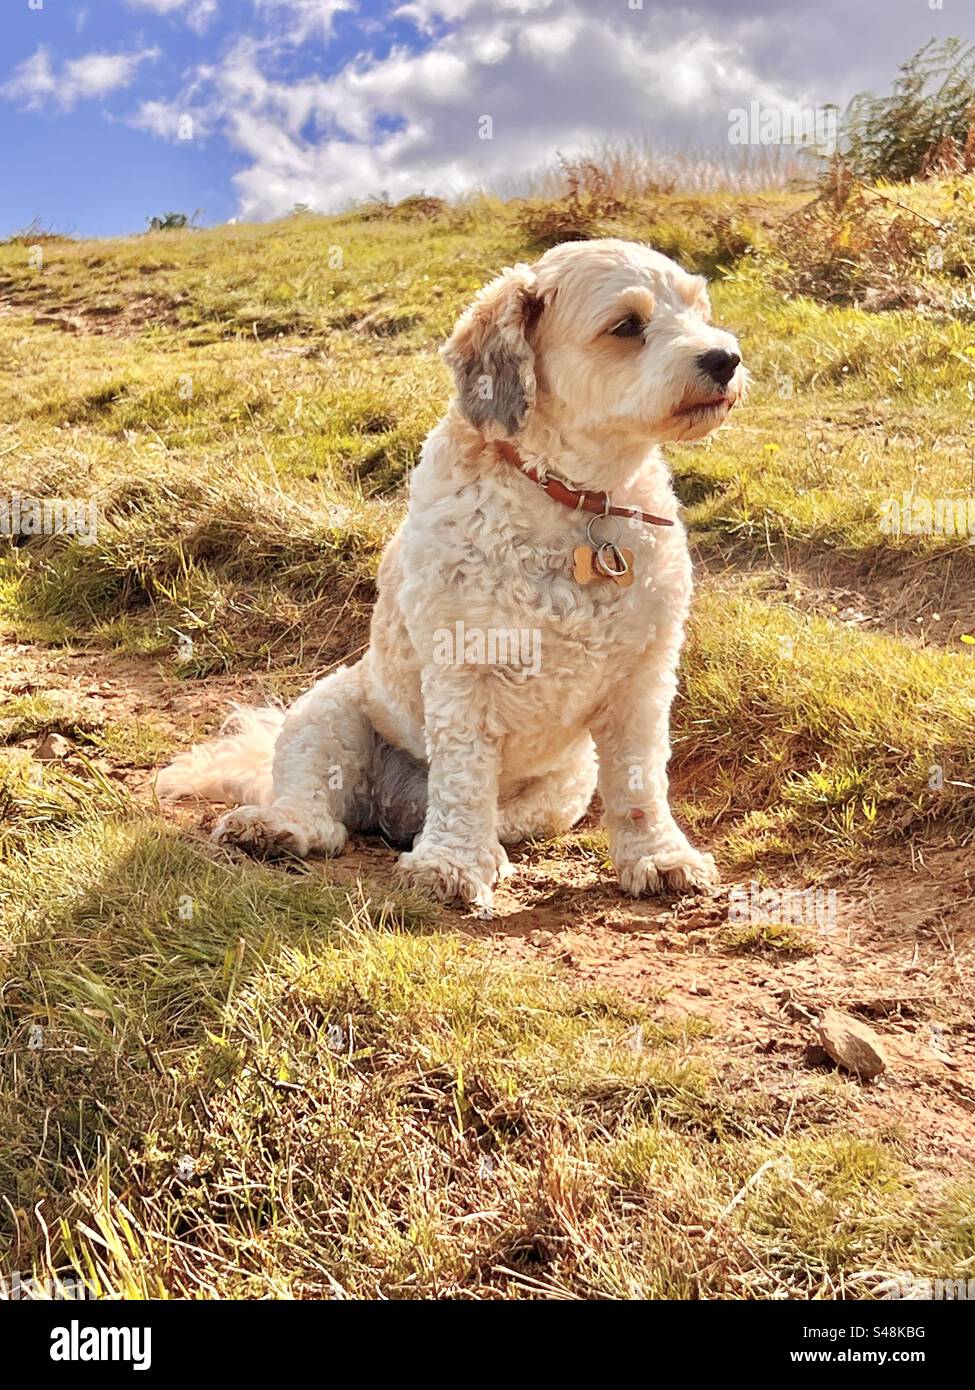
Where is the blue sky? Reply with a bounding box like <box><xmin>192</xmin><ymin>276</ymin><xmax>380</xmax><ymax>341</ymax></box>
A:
<box><xmin>1</xmin><ymin>0</ymin><xmax>970</xmax><ymax>238</ymax></box>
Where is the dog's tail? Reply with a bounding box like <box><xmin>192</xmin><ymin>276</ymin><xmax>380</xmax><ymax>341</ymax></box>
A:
<box><xmin>156</xmin><ymin>703</ymin><xmax>284</xmax><ymax>807</ymax></box>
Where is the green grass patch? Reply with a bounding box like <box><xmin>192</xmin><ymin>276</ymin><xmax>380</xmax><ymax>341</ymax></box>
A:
<box><xmin>675</xmin><ymin>588</ymin><xmax>975</xmax><ymax>865</ymax></box>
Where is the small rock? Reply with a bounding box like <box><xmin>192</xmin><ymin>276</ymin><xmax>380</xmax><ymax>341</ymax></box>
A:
<box><xmin>802</xmin><ymin>1042</ymin><xmax>832</xmax><ymax>1068</ymax></box>
<box><xmin>927</xmin><ymin>1024</ymin><xmax>956</xmax><ymax>1068</ymax></box>
<box><xmin>687</xmin><ymin>980</ymin><xmax>712</xmax><ymax>996</ymax></box>
<box><xmin>529</xmin><ymin>929</ymin><xmax>553</xmax><ymax>947</ymax></box>
<box><xmin>818</xmin><ymin>1008</ymin><xmax>887</xmax><ymax>1079</ymax></box>
<box><xmin>927</xmin><ymin>1045</ymin><xmax>958</xmax><ymax>1070</ymax></box>
<box><xmin>784</xmin><ymin>999</ymin><xmax>818</xmax><ymax>1024</ymax></box>
<box><xmin>34</xmin><ymin>732</ymin><xmax>73</xmax><ymax>761</ymax></box>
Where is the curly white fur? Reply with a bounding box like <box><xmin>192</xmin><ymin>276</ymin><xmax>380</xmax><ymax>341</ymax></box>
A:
<box><xmin>158</xmin><ymin>238</ymin><xmax>746</xmax><ymax>908</ymax></box>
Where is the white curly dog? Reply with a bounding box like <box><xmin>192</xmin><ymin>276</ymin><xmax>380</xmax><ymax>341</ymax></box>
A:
<box><xmin>158</xmin><ymin>238</ymin><xmax>746</xmax><ymax>910</ymax></box>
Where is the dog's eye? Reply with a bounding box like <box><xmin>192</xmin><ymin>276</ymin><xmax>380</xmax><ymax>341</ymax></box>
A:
<box><xmin>610</xmin><ymin>314</ymin><xmax>645</xmax><ymax>339</ymax></box>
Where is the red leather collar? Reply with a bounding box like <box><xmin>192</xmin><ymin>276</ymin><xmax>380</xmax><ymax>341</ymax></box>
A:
<box><xmin>494</xmin><ymin>440</ymin><xmax>674</xmax><ymax>528</ymax></box>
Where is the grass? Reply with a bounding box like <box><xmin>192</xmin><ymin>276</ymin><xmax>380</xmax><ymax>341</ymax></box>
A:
<box><xmin>717</xmin><ymin>921</ymin><xmax>816</xmax><ymax>956</ymax></box>
<box><xmin>2</xmin><ymin>175</ymin><xmax>975</xmax><ymax>1298</ymax></box>
<box><xmin>675</xmin><ymin>589</ymin><xmax>975</xmax><ymax>865</ymax></box>
<box><xmin>0</xmin><ymin>763</ymin><xmax>965</xmax><ymax>1298</ymax></box>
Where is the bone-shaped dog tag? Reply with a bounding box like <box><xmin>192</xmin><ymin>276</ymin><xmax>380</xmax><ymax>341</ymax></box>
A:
<box><xmin>573</xmin><ymin>545</ymin><xmax>635</xmax><ymax>587</ymax></box>
<box><xmin>573</xmin><ymin>545</ymin><xmax>596</xmax><ymax>583</ymax></box>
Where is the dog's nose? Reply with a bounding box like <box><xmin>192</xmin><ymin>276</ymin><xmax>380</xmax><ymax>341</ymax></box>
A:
<box><xmin>697</xmin><ymin>348</ymin><xmax>740</xmax><ymax>387</ymax></box>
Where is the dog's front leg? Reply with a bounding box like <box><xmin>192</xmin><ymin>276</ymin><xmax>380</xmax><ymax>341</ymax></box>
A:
<box><xmin>397</xmin><ymin>668</ymin><xmax>508</xmax><ymax>909</ymax></box>
<box><xmin>591</xmin><ymin>665</ymin><xmax>717</xmax><ymax>898</ymax></box>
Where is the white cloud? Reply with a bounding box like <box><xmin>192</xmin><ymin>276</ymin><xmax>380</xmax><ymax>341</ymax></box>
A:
<box><xmin>3</xmin><ymin>49</ymin><xmax>57</xmax><ymax>109</ymax></box>
<box><xmin>124</xmin><ymin>0</ymin><xmax>219</xmax><ymax>33</ymax></box>
<box><xmin>66</xmin><ymin>51</ymin><xmax>157</xmax><ymax>101</ymax></box>
<box><xmin>395</xmin><ymin>0</ymin><xmax>554</xmax><ymax>32</ymax></box>
<box><xmin>472</xmin><ymin>32</ymin><xmax>511</xmax><ymax>65</ymax></box>
<box><xmin>111</xmin><ymin>0</ymin><xmax>873</xmax><ymax>222</ymax></box>
<box><xmin>181</xmin><ymin>3</ymin><xmax>798</xmax><ymax>219</ymax></box>
<box><xmin>130</xmin><ymin>98</ymin><xmax>183</xmax><ymax>138</ymax></box>
<box><xmin>518</xmin><ymin>18</ymin><xmax>579</xmax><ymax>62</ymax></box>
<box><xmin>3</xmin><ymin>45</ymin><xmax>160</xmax><ymax>111</ymax></box>
<box><xmin>130</xmin><ymin>97</ymin><xmax>214</xmax><ymax>140</ymax></box>
<box><xmin>251</xmin><ymin>0</ymin><xmax>353</xmax><ymax>42</ymax></box>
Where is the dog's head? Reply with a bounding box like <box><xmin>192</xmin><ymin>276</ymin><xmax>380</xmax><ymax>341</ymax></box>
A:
<box><xmin>442</xmin><ymin>238</ymin><xmax>746</xmax><ymax>480</ymax></box>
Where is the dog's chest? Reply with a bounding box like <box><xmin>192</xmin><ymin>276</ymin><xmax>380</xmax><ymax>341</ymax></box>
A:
<box><xmin>407</xmin><ymin>511</ymin><xmax>689</xmax><ymax>659</ymax></box>
<box><xmin>540</xmin><ymin>544</ymin><xmax>674</xmax><ymax>647</ymax></box>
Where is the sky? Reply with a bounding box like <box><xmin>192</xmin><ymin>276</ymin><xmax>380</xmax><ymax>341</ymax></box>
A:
<box><xmin>0</xmin><ymin>0</ymin><xmax>971</xmax><ymax>238</ymax></box>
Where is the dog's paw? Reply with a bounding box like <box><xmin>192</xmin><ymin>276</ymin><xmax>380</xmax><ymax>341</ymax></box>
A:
<box><xmin>212</xmin><ymin>803</ymin><xmax>347</xmax><ymax>860</ymax></box>
<box><xmin>616</xmin><ymin>844</ymin><xmax>718</xmax><ymax>898</ymax></box>
<box><xmin>396</xmin><ymin>841</ymin><xmax>507</xmax><ymax>909</ymax></box>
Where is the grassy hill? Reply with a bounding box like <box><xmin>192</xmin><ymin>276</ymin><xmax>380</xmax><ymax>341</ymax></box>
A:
<box><xmin>1</xmin><ymin>179</ymin><xmax>974</xmax><ymax>1298</ymax></box>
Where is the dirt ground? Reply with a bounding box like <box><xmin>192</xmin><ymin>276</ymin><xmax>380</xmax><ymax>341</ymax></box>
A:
<box><xmin>4</xmin><ymin>634</ymin><xmax>974</xmax><ymax>1178</ymax></box>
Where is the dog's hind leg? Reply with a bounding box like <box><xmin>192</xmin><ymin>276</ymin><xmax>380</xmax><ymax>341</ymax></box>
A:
<box><xmin>212</xmin><ymin>662</ymin><xmax>375</xmax><ymax>859</ymax></box>
<box><xmin>371</xmin><ymin>738</ymin><xmax>428</xmax><ymax>846</ymax></box>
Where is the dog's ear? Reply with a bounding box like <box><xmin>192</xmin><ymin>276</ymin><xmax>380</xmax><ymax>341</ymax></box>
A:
<box><xmin>691</xmin><ymin>277</ymin><xmax>712</xmax><ymax>321</ymax></box>
<box><xmin>441</xmin><ymin>265</ymin><xmax>541</xmax><ymax>436</ymax></box>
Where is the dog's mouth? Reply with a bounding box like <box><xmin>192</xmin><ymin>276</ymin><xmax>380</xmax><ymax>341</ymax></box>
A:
<box><xmin>672</xmin><ymin>394</ymin><xmax>734</xmax><ymax>419</ymax></box>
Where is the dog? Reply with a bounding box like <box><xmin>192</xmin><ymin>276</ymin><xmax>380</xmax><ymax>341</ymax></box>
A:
<box><xmin>158</xmin><ymin>238</ymin><xmax>746</xmax><ymax>909</ymax></box>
